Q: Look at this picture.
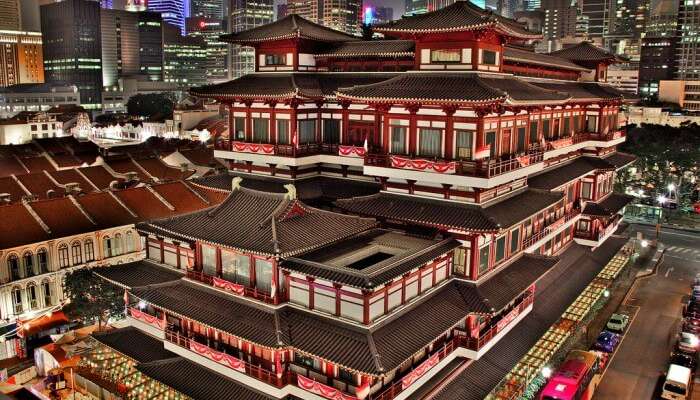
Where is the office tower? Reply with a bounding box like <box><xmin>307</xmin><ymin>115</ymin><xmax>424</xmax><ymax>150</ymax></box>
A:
<box><xmin>374</xmin><ymin>6</ymin><xmax>394</xmax><ymax>23</ymax></box>
<box><xmin>0</xmin><ymin>31</ymin><xmax>43</xmax><ymax>87</ymax></box>
<box><xmin>677</xmin><ymin>0</ymin><xmax>700</xmax><ymax>78</ymax></box>
<box><xmin>125</xmin><ymin>0</ymin><xmax>147</xmax><ymax>11</ymax></box>
<box><xmin>163</xmin><ymin>23</ymin><xmax>208</xmax><ymax>89</ymax></box>
<box><xmin>287</xmin><ymin>0</ymin><xmax>362</xmax><ymax>35</ymax></box>
<box><xmin>580</xmin><ymin>0</ymin><xmax>608</xmax><ymax>38</ymax></box>
<box><xmin>186</xmin><ymin>17</ymin><xmax>228</xmax><ymax>82</ymax></box>
<box><xmin>541</xmin><ymin>0</ymin><xmax>577</xmax><ymax>39</ymax></box>
<box><xmin>148</xmin><ymin>0</ymin><xmax>187</xmax><ymax>34</ymax></box>
<box><xmin>603</xmin><ymin>0</ymin><xmax>648</xmax><ymax>62</ymax></box>
<box><xmin>138</xmin><ymin>11</ymin><xmax>165</xmax><ymax>81</ymax></box>
<box><xmin>229</xmin><ymin>0</ymin><xmax>274</xmax><ymax>78</ymax></box>
<box><xmin>41</xmin><ymin>0</ymin><xmax>102</xmax><ymax>109</ymax></box>
<box><xmin>405</xmin><ymin>0</ymin><xmax>427</xmax><ymax>14</ymax></box>
<box><xmin>277</xmin><ymin>3</ymin><xmax>287</xmax><ymax>19</ymax></box>
<box><xmin>637</xmin><ymin>0</ymin><xmax>676</xmax><ymax>96</ymax></box>
<box><xmin>191</xmin><ymin>0</ymin><xmax>225</xmax><ymax>20</ymax></box>
<box><xmin>498</xmin><ymin>0</ymin><xmax>521</xmax><ymax>18</ymax></box>
<box><xmin>526</xmin><ymin>0</ymin><xmax>541</xmax><ymax>10</ymax></box>
<box><xmin>0</xmin><ymin>0</ymin><xmax>21</xmax><ymax>30</ymax></box>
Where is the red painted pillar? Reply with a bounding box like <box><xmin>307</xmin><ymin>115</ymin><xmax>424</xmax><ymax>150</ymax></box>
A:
<box><xmin>470</xmin><ymin>236</ymin><xmax>480</xmax><ymax>280</ymax></box>
<box><xmin>407</xmin><ymin>106</ymin><xmax>418</xmax><ymax>155</ymax></box>
<box><xmin>444</xmin><ymin>106</ymin><xmax>455</xmax><ymax>160</ymax></box>
<box><xmin>269</xmin><ymin>101</ymin><xmax>277</xmax><ymax>144</ymax></box>
<box><xmin>334</xmin><ymin>283</ymin><xmax>342</xmax><ymax>317</ymax></box>
<box><xmin>249</xmin><ymin>255</ymin><xmax>256</xmax><ymax>289</ymax></box>
<box><xmin>159</xmin><ymin>239</ymin><xmax>165</xmax><ymax>264</ymax></box>
<box><xmin>307</xmin><ymin>277</ymin><xmax>315</xmax><ymax>310</ymax></box>
<box><xmin>341</xmin><ymin>101</ymin><xmax>350</xmax><ymax>145</ymax></box>
<box><xmin>228</xmin><ymin>103</ymin><xmax>234</xmax><ymax>150</ymax></box>
<box><xmin>362</xmin><ymin>290</ymin><xmax>370</xmax><ymax>324</ymax></box>
<box><xmin>272</xmin><ymin>260</ymin><xmax>280</xmax><ymax>304</ymax></box>
<box><xmin>175</xmin><ymin>245</ymin><xmax>181</xmax><ymax>270</ymax></box>
<box><xmin>216</xmin><ymin>247</ymin><xmax>222</xmax><ymax>277</ymax></box>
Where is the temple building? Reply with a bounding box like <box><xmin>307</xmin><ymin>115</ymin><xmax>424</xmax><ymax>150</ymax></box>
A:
<box><xmin>88</xmin><ymin>2</ymin><xmax>638</xmax><ymax>399</ymax></box>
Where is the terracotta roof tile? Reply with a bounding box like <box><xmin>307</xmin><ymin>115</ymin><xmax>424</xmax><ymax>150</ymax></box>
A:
<box><xmin>48</xmin><ymin>169</ymin><xmax>97</xmax><ymax>192</ymax></box>
<box><xmin>106</xmin><ymin>159</ymin><xmax>151</xmax><ymax>182</ymax></box>
<box><xmin>503</xmin><ymin>46</ymin><xmax>590</xmax><ymax>72</ymax></box>
<box><xmin>74</xmin><ymin>191</ymin><xmax>138</xmax><ymax>228</ymax></box>
<box><xmin>0</xmin><ymin>177</ymin><xmax>29</xmax><ymax>203</ymax></box>
<box><xmin>179</xmin><ymin>148</ymin><xmax>222</xmax><ymax>167</ymax></box>
<box><xmin>186</xmin><ymin>182</ymin><xmax>230</xmax><ymax>205</ymax></box>
<box><xmin>549</xmin><ymin>41</ymin><xmax>620</xmax><ymax>63</ymax></box>
<box><xmin>316</xmin><ymin>40</ymin><xmax>415</xmax><ymax>58</ymax></box>
<box><xmin>28</xmin><ymin>197</ymin><xmax>96</xmax><ymax>237</ymax></box>
<box><xmin>219</xmin><ymin>14</ymin><xmax>355</xmax><ymax>45</ymax></box>
<box><xmin>15</xmin><ymin>172</ymin><xmax>62</xmax><ymax>199</ymax></box>
<box><xmin>135</xmin><ymin>158</ymin><xmax>194</xmax><ymax>181</ymax></box>
<box><xmin>151</xmin><ymin>181</ymin><xmax>210</xmax><ymax>213</ymax></box>
<box><xmin>0</xmin><ymin>203</ymin><xmax>49</xmax><ymax>248</ymax></box>
<box><xmin>79</xmin><ymin>166</ymin><xmax>120</xmax><ymax>189</ymax></box>
<box><xmin>0</xmin><ymin>155</ymin><xmax>28</xmax><ymax>177</ymax></box>
<box><xmin>21</xmin><ymin>155</ymin><xmax>56</xmax><ymax>173</ymax></box>
<box><xmin>113</xmin><ymin>187</ymin><xmax>173</xmax><ymax>220</ymax></box>
<box><xmin>50</xmin><ymin>153</ymin><xmax>83</xmax><ymax>168</ymax></box>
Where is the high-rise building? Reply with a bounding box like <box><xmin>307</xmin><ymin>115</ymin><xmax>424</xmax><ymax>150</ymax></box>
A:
<box><xmin>147</xmin><ymin>0</ymin><xmax>187</xmax><ymax>34</ymax></box>
<box><xmin>373</xmin><ymin>6</ymin><xmax>395</xmax><ymax>23</ymax></box>
<box><xmin>638</xmin><ymin>0</ymin><xmax>677</xmax><ymax>97</ymax></box>
<box><xmin>186</xmin><ymin>17</ymin><xmax>228</xmax><ymax>83</ymax></box>
<box><xmin>541</xmin><ymin>0</ymin><xmax>577</xmax><ymax>39</ymax></box>
<box><xmin>287</xmin><ymin>0</ymin><xmax>362</xmax><ymax>35</ymax></box>
<box><xmin>40</xmin><ymin>0</ymin><xmax>103</xmax><ymax>109</ymax></box>
<box><xmin>676</xmin><ymin>0</ymin><xmax>700</xmax><ymax>79</ymax></box>
<box><xmin>0</xmin><ymin>30</ymin><xmax>44</xmax><ymax>87</ymax></box>
<box><xmin>163</xmin><ymin>23</ymin><xmax>208</xmax><ymax>90</ymax></box>
<box><xmin>277</xmin><ymin>3</ymin><xmax>288</xmax><ymax>19</ymax></box>
<box><xmin>228</xmin><ymin>0</ymin><xmax>274</xmax><ymax>78</ymax></box>
<box><xmin>580</xmin><ymin>0</ymin><xmax>608</xmax><ymax>38</ymax></box>
<box><xmin>405</xmin><ymin>0</ymin><xmax>427</xmax><ymax>15</ymax></box>
<box><xmin>191</xmin><ymin>0</ymin><xmax>225</xmax><ymax>19</ymax></box>
<box><xmin>137</xmin><ymin>11</ymin><xmax>165</xmax><ymax>81</ymax></box>
<box><xmin>0</xmin><ymin>0</ymin><xmax>21</xmax><ymax>31</ymax></box>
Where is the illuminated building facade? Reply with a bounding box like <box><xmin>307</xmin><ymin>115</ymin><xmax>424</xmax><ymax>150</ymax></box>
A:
<box><xmin>287</xmin><ymin>0</ymin><xmax>362</xmax><ymax>35</ymax></box>
<box><xmin>186</xmin><ymin>17</ymin><xmax>229</xmax><ymax>83</ymax></box>
<box><xmin>0</xmin><ymin>30</ymin><xmax>44</xmax><ymax>87</ymax></box>
<box><xmin>147</xmin><ymin>0</ymin><xmax>187</xmax><ymax>35</ymax></box>
<box><xmin>228</xmin><ymin>0</ymin><xmax>274</xmax><ymax>78</ymax></box>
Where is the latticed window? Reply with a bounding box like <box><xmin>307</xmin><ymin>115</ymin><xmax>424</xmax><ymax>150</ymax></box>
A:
<box><xmin>85</xmin><ymin>239</ymin><xmax>95</xmax><ymax>261</ymax></box>
<box><xmin>418</xmin><ymin>128</ymin><xmax>442</xmax><ymax>158</ymax></box>
<box><xmin>58</xmin><ymin>244</ymin><xmax>69</xmax><ymax>268</ymax></box>
<box><xmin>72</xmin><ymin>242</ymin><xmax>82</xmax><ymax>265</ymax></box>
<box><xmin>37</xmin><ymin>249</ymin><xmax>48</xmax><ymax>273</ymax></box>
<box><xmin>456</xmin><ymin>130</ymin><xmax>473</xmax><ymax>159</ymax></box>
<box><xmin>253</xmin><ymin>118</ymin><xmax>269</xmax><ymax>142</ymax></box>
<box><xmin>276</xmin><ymin>120</ymin><xmax>289</xmax><ymax>144</ymax></box>
<box><xmin>23</xmin><ymin>252</ymin><xmax>35</xmax><ymax>277</ymax></box>
<box><xmin>431</xmin><ymin>49</ymin><xmax>460</xmax><ymax>63</ymax></box>
<box><xmin>42</xmin><ymin>281</ymin><xmax>52</xmax><ymax>307</ymax></box>
<box><xmin>390</xmin><ymin>126</ymin><xmax>407</xmax><ymax>154</ymax></box>
<box><xmin>8</xmin><ymin>255</ymin><xmax>21</xmax><ymax>281</ymax></box>
<box><xmin>298</xmin><ymin>120</ymin><xmax>316</xmax><ymax>144</ymax></box>
<box><xmin>322</xmin><ymin>119</ymin><xmax>340</xmax><ymax>144</ymax></box>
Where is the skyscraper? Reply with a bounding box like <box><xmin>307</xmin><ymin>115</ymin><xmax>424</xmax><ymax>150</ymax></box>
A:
<box><xmin>228</xmin><ymin>0</ymin><xmax>273</xmax><ymax>78</ymax></box>
<box><xmin>0</xmin><ymin>30</ymin><xmax>43</xmax><ymax>87</ymax></box>
<box><xmin>186</xmin><ymin>17</ymin><xmax>228</xmax><ymax>82</ymax></box>
<box><xmin>147</xmin><ymin>0</ymin><xmax>187</xmax><ymax>34</ymax></box>
<box><xmin>163</xmin><ymin>23</ymin><xmax>208</xmax><ymax>89</ymax></box>
<box><xmin>0</xmin><ymin>0</ymin><xmax>21</xmax><ymax>30</ymax></box>
<box><xmin>676</xmin><ymin>0</ymin><xmax>700</xmax><ymax>78</ymax></box>
<box><xmin>191</xmin><ymin>0</ymin><xmax>225</xmax><ymax>19</ymax></box>
<box><xmin>287</xmin><ymin>0</ymin><xmax>362</xmax><ymax>35</ymax></box>
<box><xmin>41</xmin><ymin>0</ymin><xmax>103</xmax><ymax>109</ymax></box>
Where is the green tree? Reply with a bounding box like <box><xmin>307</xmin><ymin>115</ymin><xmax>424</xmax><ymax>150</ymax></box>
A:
<box><xmin>126</xmin><ymin>93</ymin><xmax>175</xmax><ymax>118</ymax></box>
<box><xmin>361</xmin><ymin>23</ymin><xmax>374</xmax><ymax>40</ymax></box>
<box><xmin>63</xmin><ymin>269</ymin><xmax>124</xmax><ymax>330</ymax></box>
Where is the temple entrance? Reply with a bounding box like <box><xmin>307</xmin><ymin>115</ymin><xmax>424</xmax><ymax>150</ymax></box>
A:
<box><xmin>347</xmin><ymin>121</ymin><xmax>378</xmax><ymax>149</ymax></box>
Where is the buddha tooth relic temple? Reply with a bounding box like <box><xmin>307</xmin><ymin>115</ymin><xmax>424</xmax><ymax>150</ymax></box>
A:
<box><xmin>86</xmin><ymin>2</ymin><xmax>637</xmax><ymax>399</ymax></box>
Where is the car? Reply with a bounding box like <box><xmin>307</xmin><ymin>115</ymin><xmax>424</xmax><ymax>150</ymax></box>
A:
<box><xmin>670</xmin><ymin>351</ymin><xmax>698</xmax><ymax>371</ymax></box>
<box><xmin>683</xmin><ymin>318</ymin><xmax>700</xmax><ymax>335</ymax></box>
<box><xmin>677</xmin><ymin>332</ymin><xmax>700</xmax><ymax>354</ymax></box>
<box><xmin>606</xmin><ymin>313</ymin><xmax>630</xmax><ymax>333</ymax></box>
<box><xmin>593</xmin><ymin>331</ymin><xmax>621</xmax><ymax>353</ymax></box>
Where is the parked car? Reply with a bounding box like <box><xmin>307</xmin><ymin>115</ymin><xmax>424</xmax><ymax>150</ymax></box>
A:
<box><xmin>682</xmin><ymin>318</ymin><xmax>700</xmax><ymax>335</ymax></box>
<box><xmin>593</xmin><ymin>331</ymin><xmax>621</xmax><ymax>353</ymax></box>
<box><xmin>670</xmin><ymin>351</ymin><xmax>698</xmax><ymax>372</ymax></box>
<box><xmin>677</xmin><ymin>332</ymin><xmax>700</xmax><ymax>354</ymax></box>
<box><xmin>606</xmin><ymin>313</ymin><xmax>630</xmax><ymax>333</ymax></box>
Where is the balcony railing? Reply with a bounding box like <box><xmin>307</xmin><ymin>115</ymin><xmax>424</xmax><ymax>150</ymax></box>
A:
<box><xmin>465</xmin><ymin>292</ymin><xmax>534</xmax><ymax>351</ymax></box>
<box><xmin>545</xmin><ymin>130</ymin><xmax>625</xmax><ymax>151</ymax></box>
<box><xmin>522</xmin><ymin>209</ymin><xmax>580</xmax><ymax>249</ymax></box>
<box><xmin>186</xmin><ymin>270</ymin><xmax>275</xmax><ymax>304</ymax></box>
<box><xmin>214</xmin><ymin>140</ymin><xmax>339</xmax><ymax>157</ymax></box>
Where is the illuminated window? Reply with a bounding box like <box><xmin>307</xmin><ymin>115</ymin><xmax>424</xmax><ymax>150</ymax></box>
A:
<box><xmin>265</xmin><ymin>54</ymin><xmax>286</xmax><ymax>65</ymax></box>
<box><xmin>430</xmin><ymin>49</ymin><xmax>461</xmax><ymax>63</ymax></box>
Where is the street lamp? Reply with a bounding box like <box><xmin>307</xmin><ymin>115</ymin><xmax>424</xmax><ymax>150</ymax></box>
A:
<box><xmin>656</xmin><ymin>195</ymin><xmax>667</xmax><ymax>240</ymax></box>
<box><xmin>641</xmin><ymin>239</ymin><xmax>649</xmax><ymax>248</ymax></box>
<box><xmin>541</xmin><ymin>366</ymin><xmax>552</xmax><ymax>379</ymax></box>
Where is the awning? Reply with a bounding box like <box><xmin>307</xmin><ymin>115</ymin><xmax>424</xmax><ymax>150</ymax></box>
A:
<box><xmin>18</xmin><ymin>311</ymin><xmax>69</xmax><ymax>338</ymax></box>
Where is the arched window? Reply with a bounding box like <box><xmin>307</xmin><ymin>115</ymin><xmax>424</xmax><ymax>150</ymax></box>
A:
<box><xmin>27</xmin><ymin>283</ymin><xmax>38</xmax><ymax>310</ymax></box>
<box><xmin>58</xmin><ymin>244</ymin><xmax>70</xmax><ymax>268</ymax></box>
<box><xmin>125</xmin><ymin>231</ymin><xmax>134</xmax><ymax>253</ymax></box>
<box><xmin>114</xmin><ymin>234</ymin><xmax>123</xmax><ymax>256</ymax></box>
<box><xmin>84</xmin><ymin>239</ymin><xmax>95</xmax><ymax>262</ymax></box>
<box><xmin>11</xmin><ymin>287</ymin><xmax>22</xmax><ymax>314</ymax></box>
<box><xmin>8</xmin><ymin>255</ymin><xmax>21</xmax><ymax>281</ymax></box>
<box><xmin>42</xmin><ymin>281</ymin><xmax>52</xmax><ymax>307</ymax></box>
<box><xmin>37</xmin><ymin>248</ymin><xmax>48</xmax><ymax>274</ymax></box>
<box><xmin>103</xmin><ymin>236</ymin><xmax>112</xmax><ymax>258</ymax></box>
<box><xmin>23</xmin><ymin>251</ymin><xmax>35</xmax><ymax>277</ymax></box>
<box><xmin>71</xmin><ymin>242</ymin><xmax>82</xmax><ymax>265</ymax></box>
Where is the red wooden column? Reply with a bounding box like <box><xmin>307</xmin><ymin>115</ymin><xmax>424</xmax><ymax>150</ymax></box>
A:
<box><xmin>227</xmin><ymin>103</ymin><xmax>234</xmax><ymax>150</ymax></box>
<box><xmin>245</xmin><ymin>100</ymin><xmax>253</xmax><ymax>142</ymax></box>
<box><xmin>175</xmin><ymin>245</ymin><xmax>181</xmax><ymax>269</ymax></box>
<box><xmin>476</xmin><ymin>110</ymin><xmax>485</xmax><ymax>149</ymax></box>
<box><xmin>272</xmin><ymin>260</ymin><xmax>280</xmax><ymax>304</ymax></box>
<box><xmin>215</xmin><ymin>247</ymin><xmax>222</xmax><ymax>277</ymax></box>
<box><xmin>334</xmin><ymin>283</ymin><xmax>342</xmax><ymax>317</ymax></box>
<box><xmin>340</xmin><ymin>101</ymin><xmax>350</xmax><ymax>145</ymax></box>
<box><xmin>283</xmin><ymin>270</ymin><xmax>291</xmax><ymax>302</ymax></box>
<box><xmin>443</xmin><ymin>106</ymin><xmax>457</xmax><ymax>160</ymax></box>
<box><xmin>597</xmin><ymin>104</ymin><xmax>605</xmax><ymax>134</ymax></box>
<box><xmin>290</xmin><ymin>100</ymin><xmax>298</xmax><ymax>157</ymax></box>
<box><xmin>315</xmin><ymin>100</ymin><xmax>323</xmax><ymax>143</ymax></box>
<box><xmin>143</xmin><ymin>235</ymin><xmax>150</xmax><ymax>259</ymax></box>
<box><xmin>407</xmin><ymin>105</ymin><xmax>419</xmax><ymax>155</ymax></box>
<box><xmin>382</xmin><ymin>105</ymin><xmax>391</xmax><ymax>153</ymax></box>
<box><xmin>307</xmin><ymin>277</ymin><xmax>316</xmax><ymax>310</ymax></box>
<box><xmin>362</xmin><ymin>290</ymin><xmax>370</xmax><ymax>324</ymax></box>
<box><xmin>470</xmin><ymin>236</ymin><xmax>479</xmax><ymax>280</ymax></box>
<box><xmin>249</xmin><ymin>255</ymin><xmax>256</xmax><ymax>289</ymax></box>
<box><xmin>269</xmin><ymin>101</ymin><xmax>277</xmax><ymax>144</ymax></box>
<box><xmin>159</xmin><ymin>239</ymin><xmax>165</xmax><ymax>264</ymax></box>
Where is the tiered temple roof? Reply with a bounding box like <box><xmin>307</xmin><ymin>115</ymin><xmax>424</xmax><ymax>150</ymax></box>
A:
<box><xmin>548</xmin><ymin>41</ymin><xmax>623</xmax><ymax>64</ymax></box>
<box><xmin>582</xmin><ymin>193</ymin><xmax>634</xmax><ymax>217</ymax></box>
<box><xmin>527</xmin><ymin>156</ymin><xmax>618</xmax><ymax>191</ymax></box>
<box><xmin>316</xmin><ymin>40</ymin><xmax>416</xmax><ymax>58</ymax></box>
<box><xmin>503</xmin><ymin>46</ymin><xmax>590</xmax><ymax>72</ymax></box>
<box><xmin>219</xmin><ymin>14</ymin><xmax>356</xmax><ymax>44</ymax></box>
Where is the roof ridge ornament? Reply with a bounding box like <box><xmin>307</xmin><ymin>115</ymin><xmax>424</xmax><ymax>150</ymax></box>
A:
<box><xmin>284</xmin><ymin>183</ymin><xmax>297</xmax><ymax>200</ymax></box>
<box><xmin>231</xmin><ymin>176</ymin><xmax>243</xmax><ymax>192</ymax></box>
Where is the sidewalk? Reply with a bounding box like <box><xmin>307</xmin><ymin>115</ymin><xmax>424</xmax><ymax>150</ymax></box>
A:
<box><xmin>624</xmin><ymin>216</ymin><xmax>700</xmax><ymax>233</ymax></box>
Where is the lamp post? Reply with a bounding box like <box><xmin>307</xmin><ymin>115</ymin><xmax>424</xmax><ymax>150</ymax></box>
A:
<box><xmin>656</xmin><ymin>195</ymin><xmax>667</xmax><ymax>240</ymax></box>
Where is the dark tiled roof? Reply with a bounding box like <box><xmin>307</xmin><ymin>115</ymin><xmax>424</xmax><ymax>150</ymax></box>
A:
<box><xmin>74</xmin><ymin>191</ymin><xmax>138</xmax><ymax>228</ymax></box>
<box><xmin>136</xmin><ymin>357</ymin><xmax>272</xmax><ymax>400</ymax></box>
<box><xmin>503</xmin><ymin>46</ymin><xmax>590</xmax><ymax>72</ymax></box>
<box><xmin>15</xmin><ymin>172</ymin><xmax>61</xmax><ymax>199</ymax></box>
<box><xmin>528</xmin><ymin>157</ymin><xmax>616</xmax><ymax>190</ymax></box>
<box><xmin>139</xmin><ymin>186</ymin><xmax>377</xmax><ymax>256</ymax></box>
<box><xmin>336</xmin><ymin>192</ymin><xmax>499</xmax><ymax>233</ymax></box>
<box><xmin>29</xmin><ymin>197</ymin><xmax>96</xmax><ymax>238</ymax></box>
<box><xmin>190</xmin><ymin>73</ymin><xmax>396</xmax><ymax>101</ymax></box>
<box><xmin>93</xmin><ymin>260</ymin><xmax>183</xmax><ymax>289</ymax></box>
<box><xmin>49</xmin><ymin>169</ymin><xmax>97</xmax><ymax>192</ymax></box>
<box><xmin>317</xmin><ymin>40</ymin><xmax>415</xmax><ymax>58</ymax></box>
<box><xmin>336</xmin><ymin>73</ymin><xmax>569</xmax><ymax>105</ymax></box>
<box><xmin>375</xmin><ymin>1</ymin><xmax>539</xmax><ymax>39</ymax></box>
<box><xmin>131</xmin><ymin>280</ymin><xmax>281</xmax><ymax>347</ymax></box>
<box><xmin>219</xmin><ymin>14</ymin><xmax>355</xmax><ymax>44</ymax></box>
<box><xmin>0</xmin><ymin>203</ymin><xmax>49</xmax><ymax>248</ymax></box>
<box><xmin>284</xmin><ymin>231</ymin><xmax>461</xmax><ymax>288</ymax></box>
<box><xmin>549</xmin><ymin>41</ymin><xmax>620</xmax><ymax>63</ymax></box>
<box><xmin>604</xmin><ymin>152</ymin><xmax>637</xmax><ymax>169</ymax></box>
<box><xmin>582</xmin><ymin>193</ymin><xmax>634</xmax><ymax>217</ymax></box>
<box><xmin>0</xmin><ymin>176</ymin><xmax>29</xmax><ymax>202</ymax></box>
<box><xmin>92</xmin><ymin>327</ymin><xmax>175</xmax><ymax>363</ymax></box>
<box><xmin>529</xmin><ymin>80</ymin><xmax>628</xmax><ymax>101</ymax></box>
<box><xmin>484</xmin><ymin>189</ymin><xmax>564</xmax><ymax>228</ymax></box>
<box><xmin>472</xmin><ymin>253</ymin><xmax>559</xmax><ymax>311</ymax></box>
<box><xmin>78</xmin><ymin>166</ymin><xmax>120</xmax><ymax>189</ymax></box>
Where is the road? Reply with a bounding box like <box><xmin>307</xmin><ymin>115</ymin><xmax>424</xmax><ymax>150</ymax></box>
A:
<box><xmin>594</xmin><ymin>224</ymin><xmax>700</xmax><ymax>400</ymax></box>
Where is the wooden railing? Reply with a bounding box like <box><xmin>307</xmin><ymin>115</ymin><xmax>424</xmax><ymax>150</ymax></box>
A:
<box><xmin>466</xmin><ymin>293</ymin><xmax>534</xmax><ymax>351</ymax></box>
<box><xmin>186</xmin><ymin>270</ymin><xmax>275</xmax><ymax>304</ymax></box>
<box><xmin>214</xmin><ymin>140</ymin><xmax>339</xmax><ymax>157</ymax></box>
<box><xmin>522</xmin><ymin>209</ymin><xmax>580</xmax><ymax>249</ymax></box>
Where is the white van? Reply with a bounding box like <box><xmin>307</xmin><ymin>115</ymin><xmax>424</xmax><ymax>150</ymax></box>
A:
<box><xmin>662</xmin><ymin>364</ymin><xmax>692</xmax><ymax>400</ymax></box>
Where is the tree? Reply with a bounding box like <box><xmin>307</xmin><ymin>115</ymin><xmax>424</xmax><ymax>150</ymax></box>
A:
<box><xmin>126</xmin><ymin>93</ymin><xmax>175</xmax><ymax>118</ymax></box>
<box><xmin>63</xmin><ymin>268</ymin><xmax>124</xmax><ymax>330</ymax></box>
<box><xmin>361</xmin><ymin>23</ymin><xmax>374</xmax><ymax>41</ymax></box>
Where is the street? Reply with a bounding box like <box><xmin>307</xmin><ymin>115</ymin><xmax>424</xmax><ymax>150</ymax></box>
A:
<box><xmin>594</xmin><ymin>224</ymin><xmax>700</xmax><ymax>400</ymax></box>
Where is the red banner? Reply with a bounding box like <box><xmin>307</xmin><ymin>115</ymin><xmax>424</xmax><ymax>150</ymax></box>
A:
<box><xmin>517</xmin><ymin>155</ymin><xmax>530</xmax><ymax>167</ymax></box>
<box><xmin>189</xmin><ymin>340</ymin><xmax>246</xmax><ymax>373</ymax></box>
<box><xmin>390</xmin><ymin>156</ymin><xmax>456</xmax><ymax>174</ymax></box>
<box><xmin>549</xmin><ymin>137</ymin><xmax>573</xmax><ymax>149</ymax></box>
<box><xmin>213</xmin><ymin>277</ymin><xmax>245</xmax><ymax>296</ymax></box>
<box><xmin>129</xmin><ymin>308</ymin><xmax>165</xmax><ymax>330</ymax></box>
<box><xmin>232</xmin><ymin>141</ymin><xmax>275</xmax><ymax>154</ymax></box>
<box><xmin>338</xmin><ymin>145</ymin><xmax>366</xmax><ymax>158</ymax></box>
<box><xmin>496</xmin><ymin>306</ymin><xmax>521</xmax><ymax>333</ymax></box>
<box><xmin>401</xmin><ymin>353</ymin><xmax>440</xmax><ymax>390</ymax></box>
<box><xmin>473</xmin><ymin>144</ymin><xmax>490</xmax><ymax>160</ymax></box>
<box><xmin>297</xmin><ymin>375</ymin><xmax>359</xmax><ymax>400</ymax></box>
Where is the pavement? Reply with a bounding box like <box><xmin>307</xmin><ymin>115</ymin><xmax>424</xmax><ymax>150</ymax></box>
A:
<box><xmin>420</xmin><ymin>237</ymin><xmax>628</xmax><ymax>400</ymax></box>
<box><xmin>594</xmin><ymin>224</ymin><xmax>700</xmax><ymax>400</ymax></box>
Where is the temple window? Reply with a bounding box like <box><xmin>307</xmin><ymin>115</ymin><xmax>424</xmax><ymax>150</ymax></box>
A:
<box><xmin>265</xmin><ymin>53</ymin><xmax>286</xmax><ymax>66</ymax></box>
<box><xmin>221</xmin><ymin>250</ymin><xmax>250</xmax><ymax>285</ymax></box>
<box><xmin>253</xmin><ymin>118</ymin><xmax>269</xmax><ymax>142</ymax></box>
<box><xmin>567</xmin><ymin>185</ymin><xmax>576</xmax><ymax>203</ymax></box>
<box><xmin>276</xmin><ymin>119</ymin><xmax>289</xmax><ymax>144</ymax></box>
<box><xmin>586</xmin><ymin>115</ymin><xmax>597</xmax><ymax>132</ymax></box>
<box><xmin>418</xmin><ymin>128</ymin><xmax>442</xmax><ymax>158</ymax></box>
<box><xmin>430</xmin><ymin>49</ymin><xmax>461</xmax><ymax>63</ymax></box>
<box><xmin>254</xmin><ymin>259</ymin><xmax>273</xmax><ymax>293</ymax></box>
<box><xmin>298</xmin><ymin>120</ymin><xmax>316</xmax><ymax>144</ymax></box>
<box><xmin>455</xmin><ymin>130</ymin><xmax>473</xmax><ymax>159</ymax></box>
<box><xmin>322</xmin><ymin>119</ymin><xmax>340</xmax><ymax>144</ymax></box>
<box><xmin>290</xmin><ymin>280</ymin><xmax>310</xmax><ymax>307</ymax></box>
<box><xmin>233</xmin><ymin>117</ymin><xmax>246</xmax><ymax>140</ymax></box>
<box><xmin>478</xmin><ymin>245</ymin><xmax>490</xmax><ymax>276</ymax></box>
<box><xmin>295</xmin><ymin>352</ymin><xmax>320</xmax><ymax>370</ymax></box>
<box><xmin>574</xmin><ymin>115</ymin><xmax>581</xmax><ymax>132</ymax></box>
<box><xmin>529</xmin><ymin>120</ymin><xmax>538</xmax><ymax>144</ymax></box>
<box><xmin>516</xmin><ymin>127</ymin><xmax>526</xmax><ymax>152</ymax></box>
<box><xmin>201</xmin><ymin>244</ymin><xmax>217</xmax><ymax>276</ymax></box>
<box><xmin>485</xmin><ymin>131</ymin><xmax>497</xmax><ymax>158</ymax></box>
<box><xmin>313</xmin><ymin>285</ymin><xmax>335</xmax><ymax>314</ymax></box>
<box><xmin>390</xmin><ymin>126</ymin><xmax>407</xmax><ymax>154</ymax></box>
<box><xmin>542</xmin><ymin>118</ymin><xmax>551</xmax><ymax>138</ymax></box>
<box><xmin>510</xmin><ymin>229</ymin><xmax>520</xmax><ymax>254</ymax></box>
<box><xmin>581</xmin><ymin>182</ymin><xmax>593</xmax><ymax>200</ymax></box>
<box><xmin>481</xmin><ymin>50</ymin><xmax>498</xmax><ymax>65</ymax></box>
<box><xmin>495</xmin><ymin>235</ymin><xmax>506</xmax><ymax>263</ymax></box>
<box><xmin>452</xmin><ymin>246</ymin><xmax>469</xmax><ymax>276</ymax></box>
<box><xmin>563</xmin><ymin>118</ymin><xmax>570</xmax><ymax>137</ymax></box>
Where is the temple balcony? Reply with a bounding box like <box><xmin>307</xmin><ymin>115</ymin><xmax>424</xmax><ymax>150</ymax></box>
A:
<box><xmin>186</xmin><ymin>270</ymin><xmax>276</xmax><ymax>305</ymax></box>
<box><xmin>213</xmin><ymin>140</ymin><xmax>366</xmax><ymax>169</ymax></box>
<box><xmin>522</xmin><ymin>208</ymin><xmax>581</xmax><ymax>253</ymax></box>
<box><xmin>543</xmin><ymin>130</ymin><xmax>625</xmax><ymax>161</ymax></box>
<box><xmin>574</xmin><ymin>214</ymin><xmax>624</xmax><ymax>247</ymax></box>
